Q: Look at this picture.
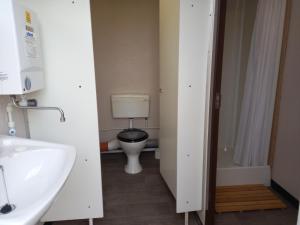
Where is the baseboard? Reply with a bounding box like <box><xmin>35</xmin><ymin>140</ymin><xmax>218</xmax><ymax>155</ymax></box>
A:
<box><xmin>271</xmin><ymin>179</ymin><xmax>299</xmax><ymax>209</ymax></box>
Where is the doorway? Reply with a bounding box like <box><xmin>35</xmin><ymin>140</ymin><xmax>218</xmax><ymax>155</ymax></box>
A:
<box><xmin>56</xmin><ymin>0</ymin><xmax>202</xmax><ymax>224</ymax></box>
<box><xmin>207</xmin><ymin>0</ymin><xmax>299</xmax><ymax>224</ymax></box>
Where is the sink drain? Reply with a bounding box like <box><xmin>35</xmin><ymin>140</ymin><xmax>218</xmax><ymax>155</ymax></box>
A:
<box><xmin>0</xmin><ymin>166</ymin><xmax>15</xmax><ymax>215</ymax></box>
<box><xmin>0</xmin><ymin>204</ymin><xmax>16</xmax><ymax>214</ymax></box>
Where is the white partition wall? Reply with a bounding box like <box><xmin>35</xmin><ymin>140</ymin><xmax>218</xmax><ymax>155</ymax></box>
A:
<box><xmin>159</xmin><ymin>0</ymin><xmax>180</xmax><ymax>199</ymax></box>
<box><xmin>160</xmin><ymin>0</ymin><xmax>215</xmax><ymax>213</ymax></box>
<box><xmin>20</xmin><ymin>0</ymin><xmax>103</xmax><ymax>222</ymax></box>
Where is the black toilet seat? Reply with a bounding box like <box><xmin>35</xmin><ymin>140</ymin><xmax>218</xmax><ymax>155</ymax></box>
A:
<box><xmin>117</xmin><ymin>128</ymin><xmax>149</xmax><ymax>143</ymax></box>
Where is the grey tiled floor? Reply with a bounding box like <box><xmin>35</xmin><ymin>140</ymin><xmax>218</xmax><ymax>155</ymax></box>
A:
<box><xmin>51</xmin><ymin>152</ymin><xmax>199</xmax><ymax>225</ymax></box>
<box><xmin>50</xmin><ymin>152</ymin><xmax>298</xmax><ymax>225</ymax></box>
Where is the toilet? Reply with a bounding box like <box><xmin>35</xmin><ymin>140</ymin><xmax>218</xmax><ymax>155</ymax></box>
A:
<box><xmin>111</xmin><ymin>94</ymin><xmax>150</xmax><ymax>174</ymax></box>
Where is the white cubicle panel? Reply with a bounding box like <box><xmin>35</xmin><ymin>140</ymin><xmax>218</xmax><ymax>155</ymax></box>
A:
<box><xmin>160</xmin><ymin>0</ymin><xmax>215</xmax><ymax>213</ymax></box>
<box><xmin>20</xmin><ymin>0</ymin><xmax>103</xmax><ymax>222</ymax></box>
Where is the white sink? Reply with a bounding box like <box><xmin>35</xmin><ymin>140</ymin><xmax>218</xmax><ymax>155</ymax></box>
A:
<box><xmin>0</xmin><ymin>136</ymin><xmax>76</xmax><ymax>225</ymax></box>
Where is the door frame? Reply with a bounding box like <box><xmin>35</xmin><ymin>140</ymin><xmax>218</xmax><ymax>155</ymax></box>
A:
<box><xmin>205</xmin><ymin>0</ymin><xmax>293</xmax><ymax>224</ymax></box>
<box><xmin>205</xmin><ymin>0</ymin><xmax>227</xmax><ymax>224</ymax></box>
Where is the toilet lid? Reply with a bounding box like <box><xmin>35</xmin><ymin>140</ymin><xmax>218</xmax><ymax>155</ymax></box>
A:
<box><xmin>117</xmin><ymin>129</ymin><xmax>149</xmax><ymax>143</ymax></box>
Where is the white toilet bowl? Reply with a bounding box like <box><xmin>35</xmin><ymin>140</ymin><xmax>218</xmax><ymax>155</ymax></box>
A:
<box><xmin>117</xmin><ymin>129</ymin><xmax>148</xmax><ymax>174</ymax></box>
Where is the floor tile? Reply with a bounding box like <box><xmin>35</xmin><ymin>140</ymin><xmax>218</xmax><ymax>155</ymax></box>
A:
<box><xmin>52</xmin><ymin>152</ymin><xmax>197</xmax><ymax>225</ymax></box>
<box><xmin>51</xmin><ymin>152</ymin><xmax>298</xmax><ymax>225</ymax></box>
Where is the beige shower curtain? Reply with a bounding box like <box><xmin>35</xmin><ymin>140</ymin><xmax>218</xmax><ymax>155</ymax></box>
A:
<box><xmin>234</xmin><ymin>0</ymin><xmax>287</xmax><ymax>167</ymax></box>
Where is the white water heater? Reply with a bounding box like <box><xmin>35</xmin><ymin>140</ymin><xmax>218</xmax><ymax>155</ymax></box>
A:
<box><xmin>0</xmin><ymin>0</ymin><xmax>44</xmax><ymax>95</ymax></box>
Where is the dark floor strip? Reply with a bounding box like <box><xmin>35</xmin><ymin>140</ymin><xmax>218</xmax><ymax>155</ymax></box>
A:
<box><xmin>192</xmin><ymin>212</ymin><xmax>203</xmax><ymax>225</ymax></box>
<box><xmin>271</xmin><ymin>179</ymin><xmax>299</xmax><ymax>209</ymax></box>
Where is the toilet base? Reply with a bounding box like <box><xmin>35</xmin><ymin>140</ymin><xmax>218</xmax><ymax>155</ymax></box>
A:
<box><xmin>124</xmin><ymin>155</ymin><xmax>142</xmax><ymax>174</ymax></box>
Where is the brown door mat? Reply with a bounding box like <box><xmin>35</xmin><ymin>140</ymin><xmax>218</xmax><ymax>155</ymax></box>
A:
<box><xmin>216</xmin><ymin>184</ymin><xmax>287</xmax><ymax>213</ymax></box>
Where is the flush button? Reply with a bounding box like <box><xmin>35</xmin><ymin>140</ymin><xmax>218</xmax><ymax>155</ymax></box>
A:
<box><xmin>25</xmin><ymin>77</ymin><xmax>31</xmax><ymax>90</ymax></box>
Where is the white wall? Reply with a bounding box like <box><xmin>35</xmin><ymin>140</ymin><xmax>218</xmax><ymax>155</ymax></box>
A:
<box><xmin>159</xmin><ymin>0</ymin><xmax>180</xmax><ymax>198</ymax></box>
<box><xmin>272</xmin><ymin>0</ymin><xmax>300</xmax><ymax>200</ymax></box>
<box><xmin>21</xmin><ymin>0</ymin><xmax>103</xmax><ymax>221</ymax></box>
<box><xmin>0</xmin><ymin>96</ymin><xmax>27</xmax><ymax>137</ymax></box>
<box><xmin>160</xmin><ymin>0</ymin><xmax>215</xmax><ymax>213</ymax></box>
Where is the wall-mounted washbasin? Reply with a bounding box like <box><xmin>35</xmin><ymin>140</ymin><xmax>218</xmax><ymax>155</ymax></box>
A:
<box><xmin>0</xmin><ymin>136</ymin><xmax>76</xmax><ymax>225</ymax></box>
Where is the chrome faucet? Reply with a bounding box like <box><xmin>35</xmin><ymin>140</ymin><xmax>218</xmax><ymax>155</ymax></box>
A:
<box><xmin>10</xmin><ymin>95</ymin><xmax>66</xmax><ymax>122</ymax></box>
